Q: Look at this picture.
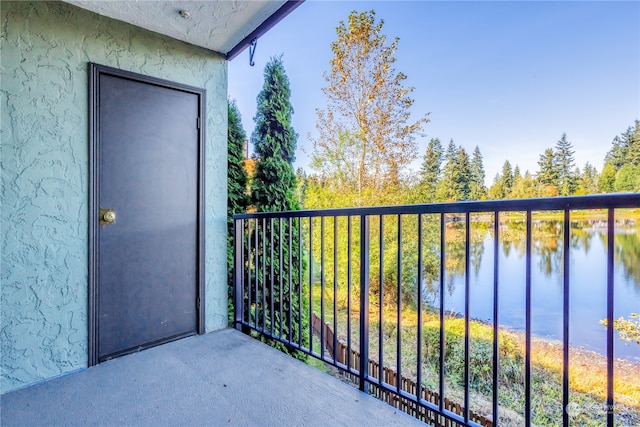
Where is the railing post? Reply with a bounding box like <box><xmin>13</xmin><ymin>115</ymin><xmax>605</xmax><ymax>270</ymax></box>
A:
<box><xmin>359</xmin><ymin>214</ymin><xmax>370</xmax><ymax>393</ymax></box>
<box><xmin>234</xmin><ymin>218</ymin><xmax>243</xmax><ymax>330</ymax></box>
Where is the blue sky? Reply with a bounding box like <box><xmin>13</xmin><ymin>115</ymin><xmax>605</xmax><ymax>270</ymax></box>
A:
<box><xmin>228</xmin><ymin>1</ymin><xmax>640</xmax><ymax>185</ymax></box>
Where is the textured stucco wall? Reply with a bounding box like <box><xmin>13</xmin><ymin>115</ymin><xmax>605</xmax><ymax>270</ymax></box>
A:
<box><xmin>1</xmin><ymin>1</ymin><xmax>228</xmax><ymax>393</ymax></box>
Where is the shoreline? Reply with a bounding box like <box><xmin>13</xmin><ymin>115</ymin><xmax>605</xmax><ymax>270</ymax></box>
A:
<box><xmin>432</xmin><ymin>306</ymin><xmax>640</xmax><ymax>364</ymax></box>
<box><xmin>432</xmin><ymin>307</ymin><xmax>640</xmax><ymax>407</ymax></box>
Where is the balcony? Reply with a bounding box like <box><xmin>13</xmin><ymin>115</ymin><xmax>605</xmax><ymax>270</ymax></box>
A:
<box><xmin>1</xmin><ymin>328</ymin><xmax>420</xmax><ymax>426</ymax></box>
<box><xmin>232</xmin><ymin>194</ymin><xmax>640</xmax><ymax>427</ymax></box>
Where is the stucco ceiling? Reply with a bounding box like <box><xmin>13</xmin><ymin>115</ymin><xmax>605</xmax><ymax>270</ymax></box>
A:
<box><xmin>64</xmin><ymin>1</ymin><xmax>291</xmax><ymax>56</ymax></box>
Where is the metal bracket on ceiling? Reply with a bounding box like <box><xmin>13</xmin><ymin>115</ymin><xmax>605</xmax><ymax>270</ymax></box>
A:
<box><xmin>249</xmin><ymin>38</ymin><xmax>257</xmax><ymax>67</ymax></box>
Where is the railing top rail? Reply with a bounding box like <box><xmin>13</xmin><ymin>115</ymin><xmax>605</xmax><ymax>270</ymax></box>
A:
<box><xmin>233</xmin><ymin>193</ymin><xmax>640</xmax><ymax>220</ymax></box>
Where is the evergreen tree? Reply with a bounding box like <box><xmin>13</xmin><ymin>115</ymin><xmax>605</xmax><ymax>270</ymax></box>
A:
<box><xmin>577</xmin><ymin>162</ymin><xmax>599</xmax><ymax>195</ymax></box>
<box><xmin>418</xmin><ymin>138</ymin><xmax>443</xmax><ymax>202</ymax></box>
<box><xmin>602</xmin><ymin>121</ymin><xmax>640</xmax><ymax>194</ymax></box>
<box><xmin>228</xmin><ymin>101</ymin><xmax>251</xmax><ymax>321</ymax></box>
<box><xmin>605</xmin><ymin>121</ymin><xmax>640</xmax><ymax>170</ymax></box>
<box><xmin>511</xmin><ymin>170</ymin><xmax>535</xmax><ymax>199</ymax></box>
<box><xmin>437</xmin><ymin>139</ymin><xmax>459</xmax><ymax>201</ymax></box>
<box><xmin>250</xmin><ymin>57</ymin><xmax>307</xmax><ymax>359</ymax></box>
<box><xmin>600</xmin><ymin>163</ymin><xmax>616</xmax><ymax>193</ymax></box>
<box><xmin>554</xmin><ymin>133</ymin><xmax>576</xmax><ymax>196</ymax></box>
<box><xmin>513</xmin><ymin>165</ymin><xmax>521</xmax><ymax>181</ymax></box>
<box><xmin>228</xmin><ymin>100</ymin><xmax>250</xmax><ymax>215</ymax></box>
<box><xmin>469</xmin><ymin>146</ymin><xmax>486</xmax><ymax>200</ymax></box>
<box><xmin>628</xmin><ymin>121</ymin><xmax>640</xmax><ymax>166</ymax></box>
<box><xmin>454</xmin><ymin>146</ymin><xmax>472</xmax><ymax>200</ymax></box>
<box><xmin>510</xmin><ymin>165</ymin><xmax>522</xmax><ymax>198</ymax></box>
<box><xmin>252</xmin><ymin>57</ymin><xmax>298</xmax><ymax>212</ymax></box>
<box><xmin>606</xmin><ymin>135</ymin><xmax>627</xmax><ymax>170</ymax></box>
<box><xmin>436</xmin><ymin>143</ymin><xmax>472</xmax><ymax>201</ymax></box>
<box><xmin>501</xmin><ymin>160</ymin><xmax>514</xmax><ymax>198</ymax></box>
<box><xmin>488</xmin><ymin>172</ymin><xmax>504</xmax><ymax>200</ymax></box>
<box><xmin>614</xmin><ymin>164</ymin><xmax>640</xmax><ymax>192</ymax></box>
<box><xmin>537</xmin><ymin>148</ymin><xmax>558</xmax><ymax>187</ymax></box>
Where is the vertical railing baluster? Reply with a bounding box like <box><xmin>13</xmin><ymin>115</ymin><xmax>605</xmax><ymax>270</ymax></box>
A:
<box><xmin>247</xmin><ymin>218</ymin><xmax>252</xmax><ymax>327</ymax></box>
<box><xmin>270</xmin><ymin>218</ymin><xmax>275</xmax><ymax>336</ymax></box>
<box><xmin>379</xmin><ymin>215</ymin><xmax>385</xmax><ymax>385</ymax></box>
<box><xmin>279</xmin><ymin>218</ymin><xmax>284</xmax><ymax>339</ymax></box>
<box><xmin>309</xmin><ymin>217</ymin><xmax>314</xmax><ymax>354</ymax></box>
<box><xmin>234</xmin><ymin>218</ymin><xmax>243</xmax><ymax>330</ymax></box>
<box><xmin>241</xmin><ymin>218</ymin><xmax>247</xmax><ymax>324</ymax></box>
<box><xmin>493</xmin><ymin>211</ymin><xmax>500</xmax><ymax>426</ymax></box>
<box><xmin>562</xmin><ymin>209</ymin><xmax>570</xmax><ymax>427</ymax></box>
<box><xmin>439</xmin><ymin>213</ymin><xmax>445</xmax><ymax>413</ymax></box>
<box><xmin>321</xmin><ymin>216</ymin><xmax>326</xmax><ymax>360</ymax></box>
<box><xmin>288</xmin><ymin>217</ymin><xmax>293</xmax><ymax>342</ymax></box>
<box><xmin>255</xmin><ymin>219</ymin><xmax>260</xmax><ymax>329</ymax></box>
<box><xmin>333</xmin><ymin>216</ymin><xmax>338</xmax><ymax>363</ymax></box>
<box><xmin>347</xmin><ymin>216</ymin><xmax>352</xmax><ymax>373</ymax></box>
<box><xmin>417</xmin><ymin>214</ymin><xmax>423</xmax><ymax>401</ymax></box>
<box><xmin>298</xmin><ymin>217</ymin><xmax>303</xmax><ymax>348</ymax></box>
<box><xmin>464</xmin><ymin>211</ymin><xmax>471</xmax><ymax>423</ymax></box>
<box><xmin>359</xmin><ymin>214</ymin><xmax>370</xmax><ymax>393</ymax></box>
<box><xmin>397</xmin><ymin>214</ymin><xmax>403</xmax><ymax>393</ymax></box>
<box><xmin>607</xmin><ymin>208</ymin><xmax>615</xmax><ymax>427</ymax></box>
<box><xmin>262</xmin><ymin>218</ymin><xmax>266</xmax><ymax>331</ymax></box>
<box><xmin>525</xmin><ymin>211</ymin><xmax>532</xmax><ymax>427</ymax></box>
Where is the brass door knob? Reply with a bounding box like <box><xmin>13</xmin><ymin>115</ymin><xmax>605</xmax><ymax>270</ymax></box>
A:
<box><xmin>100</xmin><ymin>209</ymin><xmax>116</xmax><ymax>225</ymax></box>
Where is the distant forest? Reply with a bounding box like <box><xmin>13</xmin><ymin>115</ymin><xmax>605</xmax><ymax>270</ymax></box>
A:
<box><xmin>420</xmin><ymin>120</ymin><xmax>640</xmax><ymax>202</ymax></box>
<box><xmin>298</xmin><ymin>120</ymin><xmax>640</xmax><ymax>208</ymax></box>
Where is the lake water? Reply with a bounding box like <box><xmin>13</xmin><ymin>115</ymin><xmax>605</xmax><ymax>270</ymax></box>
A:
<box><xmin>429</xmin><ymin>219</ymin><xmax>640</xmax><ymax>362</ymax></box>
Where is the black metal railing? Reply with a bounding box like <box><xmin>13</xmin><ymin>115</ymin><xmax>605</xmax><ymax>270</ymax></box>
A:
<box><xmin>233</xmin><ymin>194</ymin><xmax>640</xmax><ymax>427</ymax></box>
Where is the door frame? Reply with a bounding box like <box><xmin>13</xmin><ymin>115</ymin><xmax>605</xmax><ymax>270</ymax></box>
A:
<box><xmin>88</xmin><ymin>63</ymin><xmax>206</xmax><ymax>366</ymax></box>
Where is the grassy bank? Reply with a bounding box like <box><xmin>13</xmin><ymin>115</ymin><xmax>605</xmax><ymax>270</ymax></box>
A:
<box><xmin>310</xmin><ymin>288</ymin><xmax>640</xmax><ymax>426</ymax></box>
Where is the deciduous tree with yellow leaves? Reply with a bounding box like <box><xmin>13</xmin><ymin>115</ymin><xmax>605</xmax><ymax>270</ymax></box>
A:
<box><xmin>310</xmin><ymin>10</ymin><xmax>429</xmax><ymax>203</ymax></box>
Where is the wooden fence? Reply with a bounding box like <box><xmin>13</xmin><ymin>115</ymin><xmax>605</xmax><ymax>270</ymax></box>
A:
<box><xmin>312</xmin><ymin>313</ymin><xmax>493</xmax><ymax>427</ymax></box>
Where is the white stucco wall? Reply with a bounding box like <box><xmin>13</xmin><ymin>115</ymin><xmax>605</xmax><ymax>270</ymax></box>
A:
<box><xmin>1</xmin><ymin>1</ymin><xmax>228</xmax><ymax>393</ymax></box>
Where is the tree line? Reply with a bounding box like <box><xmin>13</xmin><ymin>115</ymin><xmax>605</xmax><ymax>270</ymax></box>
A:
<box><xmin>413</xmin><ymin>121</ymin><xmax>640</xmax><ymax>205</ymax></box>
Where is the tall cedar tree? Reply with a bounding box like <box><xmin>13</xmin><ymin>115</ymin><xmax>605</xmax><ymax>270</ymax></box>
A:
<box><xmin>250</xmin><ymin>57</ymin><xmax>307</xmax><ymax>359</ymax></box>
<box><xmin>437</xmin><ymin>140</ymin><xmax>458</xmax><ymax>201</ymax></box>
<box><xmin>578</xmin><ymin>162</ymin><xmax>599</xmax><ymax>194</ymax></box>
<box><xmin>227</xmin><ymin>100</ymin><xmax>250</xmax><ymax>322</ymax></box>
<box><xmin>455</xmin><ymin>147</ymin><xmax>472</xmax><ymax>200</ymax></box>
<box><xmin>501</xmin><ymin>160</ymin><xmax>514</xmax><ymax>196</ymax></box>
<box><xmin>599</xmin><ymin>163</ymin><xmax>616</xmax><ymax>193</ymax></box>
<box><xmin>418</xmin><ymin>138</ymin><xmax>443</xmax><ymax>202</ymax></box>
<box><xmin>436</xmin><ymin>141</ymin><xmax>473</xmax><ymax>201</ymax></box>
<box><xmin>537</xmin><ymin>148</ymin><xmax>558</xmax><ymax>188</ymax></box>
<box><xmin>605</xmin><ymin>121</ymin><xmax>640</xmax><ymax>170</ymax></box>
<box><xmin>252</xmin><ymin>57</ymin><xmax>299</xmax><ymax>212</ymax></box>
<box><xmin>311</xmin><ymin>10</ymin><xmax>429</xmax><ymax>196</ymax></box>
<box><xmin>489</xmin><ymin>160</ymin><xmax>514</xmax><ymax>199</ymax></box>
<box><xmin>603</xmin><ymin>121</ymin><xmax>640</xmax><ymax>192</ymax></box>
<box><xmin>470</xmin><ymin>146</ymin><xmax>487</xmax><ymax>200</ymax></box>
<box><xmin>554</xmin><ymin>133</ymin><xmax>576</xmax><ymax>196</ymax></box>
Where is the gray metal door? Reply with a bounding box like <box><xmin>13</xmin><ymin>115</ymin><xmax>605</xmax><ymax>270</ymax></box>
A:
<box><xmin>92</xmin><ymin>66</ymin><xmax>204</xmax><ymax>362</ymax></box>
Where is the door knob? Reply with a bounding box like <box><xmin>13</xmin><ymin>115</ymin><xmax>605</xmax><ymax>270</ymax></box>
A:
<box><xmin>100</xmin><ymin>209</ymin><xmax>116</xmax><ymax>225</ymax></box>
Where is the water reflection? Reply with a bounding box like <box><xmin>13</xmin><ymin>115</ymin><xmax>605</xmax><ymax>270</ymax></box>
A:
<box><xmin>612</xmin><ymin>231</ymin><xmax>640</xmax><ymax>287</ymax></box>
<box><xmin>428</xmin><ymin>217</ymin><xmax>640</xmax><ymax>361</ymax></box>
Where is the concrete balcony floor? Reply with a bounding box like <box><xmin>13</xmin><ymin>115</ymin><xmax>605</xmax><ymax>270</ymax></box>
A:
<box><xmin>1</xmin><ymin>328</ymin><xmax>421</xmax><ymax>426</ymax></box>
